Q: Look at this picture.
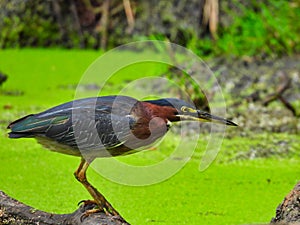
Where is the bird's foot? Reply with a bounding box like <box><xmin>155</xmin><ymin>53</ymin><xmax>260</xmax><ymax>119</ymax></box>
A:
<box><xmin>78</xmin><ymin>199</ymin><xmax>98</xmax><ymax>207</ymax></box>
<box><xmin>78</xmin><ymin>200</ymin><xmax>103</xmax><ymax>221</ymax></box>
<box><xmin>80</xmin><ymin>208</ymin><xmax>123</xmax><ymax>222</ymax></box>
<box><xmin>78</xmin><ymin>199</ymin><xmax>118</xmax><ymax>221</ymax></box>
<box><xmin>80</xmin><ymin>208</ymin><xmax>102</xmax><ymax>221</ymax></box>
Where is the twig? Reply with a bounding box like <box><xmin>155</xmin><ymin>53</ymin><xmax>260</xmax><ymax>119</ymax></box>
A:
<box><xmin>123</xmin><ymin>0</ymin><xmax>135</xmax><ymax>33</ymax></box>
<box><xmin>70</xmin><ymin>0</ymin><xmax>85</xmax><ymax>48</ymax></box>
<box><xmin>99</xmin><ymin>0</ymin><xmax>110</xmax><ymax>50</ymax></box>
<box><xmin>262</xmin><ymin>71</ymin><xmax>296</xmax><ymax>116</ymax></box>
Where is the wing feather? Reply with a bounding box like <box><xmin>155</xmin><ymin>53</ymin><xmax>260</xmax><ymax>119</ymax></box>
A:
<box><xmin>8</xmin><ymin>96</ymin><xmax>138</xmax><ymax>156</ymax></box>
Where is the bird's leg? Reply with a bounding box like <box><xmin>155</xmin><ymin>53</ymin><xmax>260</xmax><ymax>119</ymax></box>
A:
<box><xmin>74</xmin><ymin>158</ymin><xmax>119</xmax><ymax>216</ymax></box>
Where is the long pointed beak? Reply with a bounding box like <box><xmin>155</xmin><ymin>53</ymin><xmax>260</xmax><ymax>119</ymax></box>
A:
<box><xmin>177</xmin><ymin>108</ymin><xmax>238</xmax><ymax>126</ymax></box>
<box><xmin>196</xmin><ymin>110</ymin><xmax>238</xmax><ymax>126</ymax></box>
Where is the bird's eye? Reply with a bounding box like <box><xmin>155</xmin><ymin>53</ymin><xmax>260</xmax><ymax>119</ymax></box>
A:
<box><xmin>181</xmin><ymin>106</ymin><xmax>189</xmax><ymax>112</ymax></box>
<box><xmin>181</xmin><ymin>106</ymin><xmax>197</xmax><ymax>113</ymax></box>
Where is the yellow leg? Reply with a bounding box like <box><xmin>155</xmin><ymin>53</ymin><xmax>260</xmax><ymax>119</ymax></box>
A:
<box><xmin>74</xmin><ymin>158</ymin><xmax>119</xmax><ymax>216</ymax></box>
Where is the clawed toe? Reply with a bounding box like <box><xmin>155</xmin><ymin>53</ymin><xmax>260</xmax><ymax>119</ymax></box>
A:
<box><xmin>78</xmin><ymin>199</ymin><xmax>102</xmax><ymax>221</ymax></box>
<box><xmin>78</xmin><ymin>199</ymin><xmax>97</xmax><ymax>206</ymax></box>
<box><xmin>78</xmin><ymin>199</ymin><xmax>115</xmax><ymax>221</ymax></box>
<box><xmin>80</xmin><ymin>208</ymin><xmax>101</xmax><ymax>222</ymax></box>
<box><xmin>78</xmin><ymin>198</ymin><xmax>118</xmax><ymax>217</ymax></box>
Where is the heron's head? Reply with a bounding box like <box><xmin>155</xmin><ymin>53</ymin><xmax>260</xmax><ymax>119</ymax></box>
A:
<box><xmin>146</xmin><ymin>98</ymin><xmax>237</xmax><ymax>126</ymax></box>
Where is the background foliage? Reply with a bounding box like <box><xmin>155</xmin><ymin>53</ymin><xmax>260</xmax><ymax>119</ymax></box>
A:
<box><xmin>0</xmin><ymin>0</ymin><xmax>299</xmax><ymax>57</ymax></box>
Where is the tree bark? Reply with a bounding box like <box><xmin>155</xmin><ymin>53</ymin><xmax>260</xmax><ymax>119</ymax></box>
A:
<box><xmin>0</xmin><ymin>191</ymin><xmax>129</xmax><ymax>225</ymax></box>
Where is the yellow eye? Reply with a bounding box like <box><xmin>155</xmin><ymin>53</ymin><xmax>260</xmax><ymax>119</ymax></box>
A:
<box><xmin>180</xmin><ymin>106</ymin><xmax>197</xmax><ymax>113</ymax></box>
<box><xmin>181</xmin><ymin>106</ymin><xmax>197</xmax><ymax>113</ymax></box>
<box><xmin>181</xmin><ymin>106</ymin><xmax>189</xmax><ymax>112</ymax></box>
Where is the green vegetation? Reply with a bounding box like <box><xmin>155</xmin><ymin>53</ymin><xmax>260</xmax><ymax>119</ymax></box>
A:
<box><xmin>0</xmin><ymin>49</ymin><xmax>300</xmax><ymax>225</ymax></box>
<box><xmin>189</xmin><ymin>1</ymin><xmax>300</xmax><ymax>57</ymax></box>
<box><xmin>1</xmin><ymin>1</ymin><xmax>299</xmax><ymax>57</ymax></box>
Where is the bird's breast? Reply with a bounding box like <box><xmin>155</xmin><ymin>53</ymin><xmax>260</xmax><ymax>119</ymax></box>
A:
<box><xmin>36</xmin><ymin>136</ymin><xmax>81</xmax><ymax>156</ymax></box>
<box><xmin>124</xmin><ymin>116</ymin><xmax>168</xmax><ymax>149</ymax></box>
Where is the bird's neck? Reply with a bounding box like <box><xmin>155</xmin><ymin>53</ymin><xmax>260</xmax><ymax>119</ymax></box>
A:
<box><xmin>139</xmin><ymin>102</ymin><xmax>179</xmax><ymax>122</ymax></box>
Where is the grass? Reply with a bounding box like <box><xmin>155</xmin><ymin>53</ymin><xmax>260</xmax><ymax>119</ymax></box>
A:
<box><xmin>0</xmin><ymin>49</ymin><xmax>300</xmax><ymax>224</ymax></box>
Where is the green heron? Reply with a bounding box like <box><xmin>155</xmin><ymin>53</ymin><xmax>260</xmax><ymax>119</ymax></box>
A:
<box><xmin>7</xmin><ymin>95</ymin><xmax>237</xmax><ymax>215</ymax></box>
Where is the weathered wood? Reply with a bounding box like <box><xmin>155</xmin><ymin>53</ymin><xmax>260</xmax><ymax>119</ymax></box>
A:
<box><xmin>271</xmin><ymin>181</ymin><xmax>300</xmax><ymax>224</ymax></box>
<box><xmin>0</xmin><ymin>191</ymin><xmax>129</xmax><ymax>225</ymax></box>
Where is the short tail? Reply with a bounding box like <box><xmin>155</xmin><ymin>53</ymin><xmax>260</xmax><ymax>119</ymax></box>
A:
<box><xmin>7</xmin><ymin>114</ymin><xmax>34</xmax><ymax>129</ymax></box>
<box><xmin>7</xmin><ymin>114</ymin><xmax>35</xmax><ymax>138</ymax></box>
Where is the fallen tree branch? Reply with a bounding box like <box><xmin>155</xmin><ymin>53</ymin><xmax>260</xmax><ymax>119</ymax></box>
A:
<box><xmin>0</xmin><ymin>191</ymin><xmax>129</xmax><ymax>225</ymax></box>
<box><xmin>271</xmin><ymin>181</ymin><xmax>300</xmax><ymax>224</ymax></box>
<box><xmin>262</xmin><ymin>71</ymin><xmax>296</xmax><ymax>116</ymax></box>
